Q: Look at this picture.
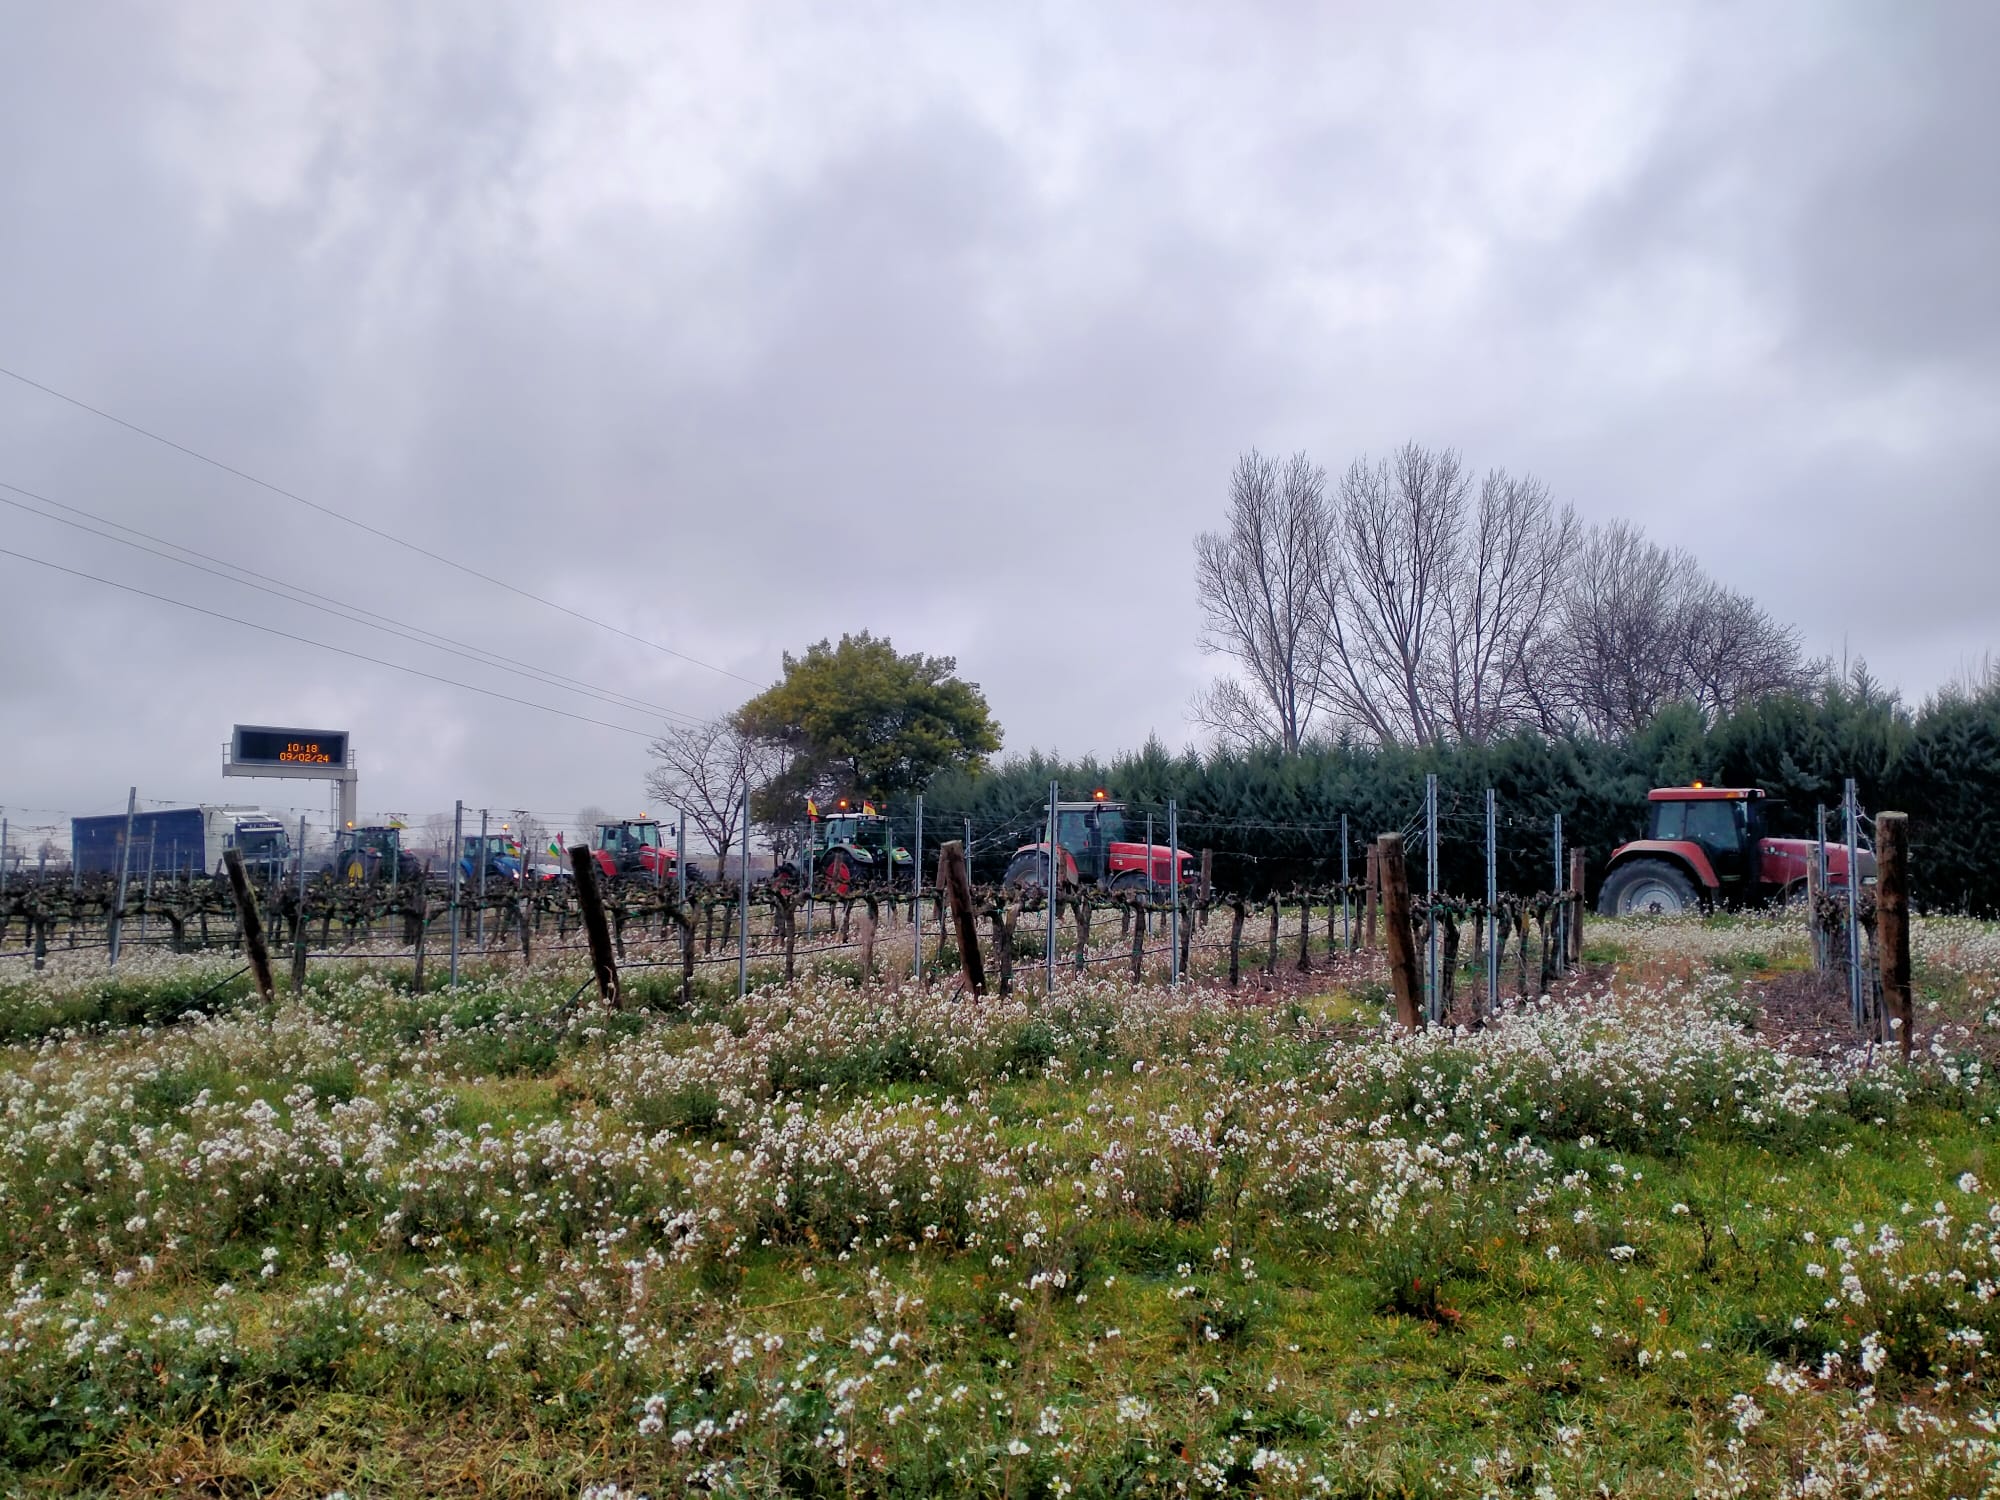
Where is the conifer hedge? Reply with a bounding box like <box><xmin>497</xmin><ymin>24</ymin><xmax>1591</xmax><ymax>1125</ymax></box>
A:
<box><xmin>905</xmin><ymin>681</ymin><xmax>2000</xmax><ymax>914</ymax></box>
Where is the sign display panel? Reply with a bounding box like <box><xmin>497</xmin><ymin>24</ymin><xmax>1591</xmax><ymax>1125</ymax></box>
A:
<box><xmin>231</xmin><ymin>726</ymin><xmax>349</xmax><ymax>768</ymax></box>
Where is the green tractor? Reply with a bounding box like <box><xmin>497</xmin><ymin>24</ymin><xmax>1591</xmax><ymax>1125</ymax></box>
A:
<box><xmin>776</xmin><ymin>801</ymin><xmax>912</xmax><ymax>895</ymax></box>
<box><xmin>334</xmin><ymin>822</ymin><xmax>419</xmax><ymax>883</ymax></box>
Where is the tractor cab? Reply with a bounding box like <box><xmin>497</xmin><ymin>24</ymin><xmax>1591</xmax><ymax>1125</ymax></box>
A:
<box><xmin>338</xmin><ymin>823</ymin><xmax>415</xmax><ymax>883</ymax></box>
<box><xmin>1005</xmin><ymin>793</ymin><xmax>1193</xmax><ymax>892</ymax></box>
<box><xmin>590</xmin><ymin>817</ymin><xmax>677</xmax><ymax>883</ymax></box>
<box><xmin>459</xmin><ymin>831</ymin><xmax>524</xmax><ymax>884</ymax></box>
<box><xmin>228</xmin><ymin>818</ymin><xmax>292</xmax><ymax>882</ymax></box>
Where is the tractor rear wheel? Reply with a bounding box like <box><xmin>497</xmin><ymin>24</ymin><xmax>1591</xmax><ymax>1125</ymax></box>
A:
<box><xmin>1598</xmin><ymin>858</ymin><xmax>1702</xmax><ymax>917</ymax></box>
<box><xmin>1108</xmin><ymin>870</ymin><xmax>1149</xmax><ymax>896</ymax></box>
<box><xmin>823</xmin><ymin>850</ymin><xmax>863</xmax><ymax>896</ymax></box>
<box><xmin>1003</xmin><ymin>850</ymin><xmax>1054</xmax><ymax>893</ymax></box>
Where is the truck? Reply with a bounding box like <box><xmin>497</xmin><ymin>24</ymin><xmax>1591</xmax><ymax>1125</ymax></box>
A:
<box><xmin>1597</xmin><ymin>785</ymin><xmax>1875</xmax><ymax>916</ymax></box>
<box><xmin>70</xmin><ymin>805</ymin><xmax>292</xmax><ymax>882</ymax></box>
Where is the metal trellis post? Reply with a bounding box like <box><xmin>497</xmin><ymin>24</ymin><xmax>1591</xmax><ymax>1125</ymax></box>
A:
<box><xmin>1552</xmin><ymin>813</ymin><xmax>1565</xmax><ymax>978</ymax></box>
<box><xmin>1046</xmin><ymin>780</ymin><xmax>1060</xmax><ymax>995</ymax></box>
<box><xmin>1425</xmin><ymin>773</ymin><xmax>1439</xmax><ymax>1023</ymax></box>
<box><xmin>476</xmin><ymin>809</ymin><xmax>489</xmax><ymax>951</ymax></box>
<box><xmin>109</xmin><ymin>787</ymin><xmax>137</xmax><ymax>968</ymax></box>
<box><xmin>1814</xmin><ymin>804</ymin><xmax>1830</xmax><ymax>969</ymax></box>
<box><xmin>913</xmin><ymin>795</ymin><xmax>925</xmax><ymax>984</ymax></box>
<box><xmin>1340</xmin><ymin>812</ymin><xmax>1351</xmax><ymax>951</ymax></box>
<box><xmin>449</xmin><ymin>800</ymin><xmax>463</xmax><ymax>988</ymax></box>
<box><xmin>143</xmin><ymin>831</ymin><xmax>159</xmax><ymax>945</ymax></box>
<box><xmin>1486</xmin><ymin>788</ymin><xmax>1499</xmax><ymax>1017</ymax></box>
<box><xmin>1168</xmin><ymin>799</ymin><xmax>1180</xmax><ymax>987</ymax></box>
<box><xmin>738</xmin><ymin>797</ymin><xmax>751</xmax><ymax>1000</ymax></box>
<box><xmin>1845</xmin><ymin>778</ymin><xmax>1863</xmax><ymax>1028</ymax></box>
<box><xmin>677</xmin><ymin>814</ymin><xmax>688</xmax><ymax>905</ymax></box>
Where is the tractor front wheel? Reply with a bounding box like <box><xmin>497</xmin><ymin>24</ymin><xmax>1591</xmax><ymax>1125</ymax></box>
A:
<box><xmin>1598</xmin><ymin>858</ymin><xmax>1702</xmax><ymax>917</ymax></box>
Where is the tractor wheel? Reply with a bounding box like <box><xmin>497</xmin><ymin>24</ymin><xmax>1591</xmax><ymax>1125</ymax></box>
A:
<box><xmin>1597</xmin><ymin>858</ymin><xmax>1702</xmax><ymax>917</ymax></box>
<box><xmin>772</xmin><ymin>862</ymin><xmax>799</xmax><ymax>893</ymax></box>
<box><xmin>1108</xmin><ymin>870</ymin><xmax>1150</xmax><ymax>897</ymax></box>
<box><xmin>1003</xmin><ymin>850</ymin><xmax>1054</xmax><ymax>893</ymax></box>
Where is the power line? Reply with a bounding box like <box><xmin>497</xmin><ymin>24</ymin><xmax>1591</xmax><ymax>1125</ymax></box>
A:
<box><xmin>0</xmin><ymin>479</ymin><xmax>709</xmax><ymax>728</ymax></box>
<box><xmin>0</xmin><ymin>363</ymin><xmax>765</xmax><ymax>687</ymax></box>
<box><xmin>0</xmin><ymin>543</ymin><xmax>661</xmax><ymax>740</ymax></box>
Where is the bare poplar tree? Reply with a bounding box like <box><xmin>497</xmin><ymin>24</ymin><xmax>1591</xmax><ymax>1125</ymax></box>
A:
<box><xmin>1552</xmin><ymin>522</ymin><xmax>1808</xmax><ymax>736</ymax></box>
<box><xmin>1192</xmin><ymin>450</ymin><xmax>1333</xmax><ymax>752</ymax></box>
<box><xmin>1316</xmin><ymin>443</ymin><xmax>1472</xmax><ymax>745</ymax></box>
<box><xmin>1433</xmin><ymin>470</ymin><xmax>1577</xmax><ymax>741</ymax></box>
<box><xmin>643</xmin><ymin>719</ymin><xmax>767</xmax><ymax>878</ymax></box>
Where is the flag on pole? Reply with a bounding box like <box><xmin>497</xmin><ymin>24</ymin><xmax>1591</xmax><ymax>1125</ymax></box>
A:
<box><xmin>806</xmin><ymin>798</ymin><xmax>819</xmax><ymax>818</ymax></box>
<box><xmin>548</xmin><ymin>835</ymin><xmax>563</xmax><ymax>857</ymax></box>
<box><xmin>862</xmin><ymin>801</ymin><xmax>878</xmax><ymax>816</ymax></box>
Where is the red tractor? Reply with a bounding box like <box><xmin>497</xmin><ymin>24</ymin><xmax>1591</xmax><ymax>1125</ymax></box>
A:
<box><xmin>1003</xmin><ymin>793</ymin><xmax>1194</xmax><ymax>894</ymax></box>
<box><xmin>588</xmin><ymin>817</ymin><xmax>680</xmax><ymax>884</ymax></box>
<box><xmin>1597</xmin><ymin>785</ymin><xmax>1874</xmax><ymax>916</ymax></box>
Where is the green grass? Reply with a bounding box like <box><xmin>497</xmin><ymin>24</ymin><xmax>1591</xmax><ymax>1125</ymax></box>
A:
<box><xmin>2</xmin><ymin>922</ymin><xmax>1997</xmax><ymax>1497</ymax></box>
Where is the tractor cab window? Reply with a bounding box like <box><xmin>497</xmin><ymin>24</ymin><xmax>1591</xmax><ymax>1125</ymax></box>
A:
<box><xmin>1057</xmin><ymin>811</ymin><xmax>1094</xmax><ymax>849</ymax></box>
<box><xmin>1095</xmin><ymin>808</ymin><xmax>1127</xmax><ymax>844</ymax></box>
<box><xmin>631</xmin><ymin>823</ymin><xmax>661</xmax><ymax>848</ymax></box>
<box><xmin>824</xmin><ymin>817</ymin><xmax>860</xmax><ymax>845</ymax></box>
<box><xmin>1682</xmin><ymin>799</ymin><xmax>1742</xmax><ymax>853</ymax></box>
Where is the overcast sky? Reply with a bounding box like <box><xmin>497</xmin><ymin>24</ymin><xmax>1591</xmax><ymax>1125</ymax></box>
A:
<box><xmin>2</xmin><ymin>2</ymin><xmax>1994</xmax><ymax>847</ymax></box>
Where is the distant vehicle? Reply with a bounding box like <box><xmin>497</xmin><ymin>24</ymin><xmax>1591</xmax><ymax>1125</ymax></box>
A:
<box><xmin>70</xmin><ymin>805</ymin><xmax>291</xmax><ymax>882</ymax></box>
<box><xmin>588</xmin><ymin>817</ymin><xmax>680</xmax><ymax>883</ymax></box>
<box><xmin>334</xmin><ymin>823</ymin><xmax>419</xmax><ymax>883</ymax></box>
<box><xmin>1598</xmin><ymin>785</ymin><xmax>1876</xmax><ymax>916</ymax></box>
<box><xmin>774</xmin><ymin>802</ymin><xmax>910</xmax><ymax>895</ymax></box>
<box><xmin>1003</xmin><ymin>792</ymin><xmax>1193</xmax><ymax>894</ymax></box>
<box><xmin>458</xmin><ymin>833</ymin><xmax>523</xmax><ymax>885</ymax></box>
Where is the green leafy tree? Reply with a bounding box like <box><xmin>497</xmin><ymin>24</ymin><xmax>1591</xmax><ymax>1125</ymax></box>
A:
<box><xmin>735</xmin><ymin>633</ymin><xmax>1002</xmax><ymax>814</ymax></box>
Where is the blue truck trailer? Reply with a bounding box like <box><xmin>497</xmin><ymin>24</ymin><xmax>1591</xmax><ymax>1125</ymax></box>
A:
<box><xmin>71</xmin><ymin>806</ymin><xmax>291</xmax><ymax>880</ymax></box>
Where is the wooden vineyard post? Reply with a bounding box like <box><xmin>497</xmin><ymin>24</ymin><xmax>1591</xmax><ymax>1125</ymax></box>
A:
<box><xmin>1377</xmin><ymin>834</ymin><xmax>1422</xmax><ymax>1033</ymax></box>
<box><xmin>569</xmin><ymin>844</ymin><xmax>621</xmax><ymax>1008</ymax></box>
<box><xmin>1296</xmin><ymin>895</ymin><xmax>1313</xmax><ymax>972</ymax></box>
<box><xmin>221</xmin><ymin>849</ymin><xmax>276</xmax><ymax>1004</ymax></box>
<box><xmin>411</xmin><ymin>893</ymin><xmax>429</xmax><ymax>994</ymax></box>
<box><xmin>1227</xmin><ymin>896</ymin><xmax>1247</xmax><ymax>988</ymax></box>
<box><xmin>1199</xmin><ymin>850</ymin><xmax>1213</xmax><ymax>922</ymax></box>
<box><xmin>940</xmin><ymin>841</ymin><xmax>985</xmax><ymax>996</ymax></box>
<box><xmin>1129</xmin><ymin>898</ymin><xmax>1146</xmax><ymax>983</ymax></box>
<box><xmin>1568</xmin><ymin>848</ymin><xmax>1587</xmax><ymax>966</ymax></box>
<box><xmin>859</xmin><ymin>894</ymin><xmax>879</xmax><ymax>978</ymax></box>
<box><xmin>1263</xmin><ymin>896</ymin><xmax>1281</xmax><ymax>979</ymax></box>
<box><xmin>989</xmin><ymin>900</ymin><xmax>1016</xmax><ymax>997</ymax></box>
<box><xmin>1364</xmin><ymin>844</ymin><xmax>1380</xmax><ymax>949</ymax></box>
<box><xmin>1876</xmin><ymin>812</ymin><xmax>1913</xmax><ymax>1061</ymax></box>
